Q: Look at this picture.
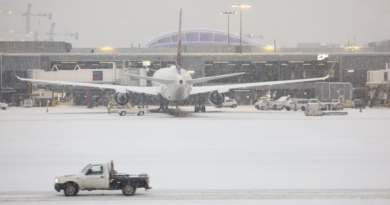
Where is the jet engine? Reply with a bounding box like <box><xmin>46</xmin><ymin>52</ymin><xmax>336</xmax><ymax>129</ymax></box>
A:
<box><xmin>208</xmin><ymin>91</ymin><xmax>225</xmax><ymax>106</ymax></box>
<box><xmin>114</xmin><ymin>92</ymin><xmax>130</xmax><ymax>106</ymax></box>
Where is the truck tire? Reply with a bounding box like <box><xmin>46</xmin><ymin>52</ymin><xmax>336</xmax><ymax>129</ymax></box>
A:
<box><xmin>301</xmin><ymin>106</ymin><xmax>305</xmax><ymax>111</ymax></box>
<box><xmin>122</xmin><ymin>184</ymin><xmax>136</xmax><ymax>196</ymax></box>
<box><xmin>201</xmin><ymin>105</ymin><xmax>206</xmax><ymax>112</ymax></box>
<box><xmin>231</xmin><ymin>104</ymin><xmax>237</xmax><ymax>108</ymax></box>
<box><xmin>257</xmin><ymin>107</ymin><xmax>261</xmax><ymax>110</ymax></box>
<box><xmin>121</xmin><ymin>111</ymin><xmax>126</xmax><ymax>116</ymax></box>
<box><xmin>138</xmin><ymin>111</ymin><xmax>144</xmax><ymax>116</ymax></box>
<box><xmin>64</xmin><ymin>183</ymin><xmax>78</xmax><ymax>197</ymax></box>
<box><xmin>285</xmin><ymin>107</ymin><xmax>290</xmax><ymax>111</ymax></box>
<box><xmin>2</xmin><ymin>107</ymin><xmax>5</xmax><ymax>110</ymax></box>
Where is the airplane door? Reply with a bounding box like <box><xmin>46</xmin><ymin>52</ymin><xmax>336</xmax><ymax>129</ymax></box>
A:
<box><xmin>84</xmin><ymin>165</ymin><xmax>107</xmax><ymax>189</ymax></box>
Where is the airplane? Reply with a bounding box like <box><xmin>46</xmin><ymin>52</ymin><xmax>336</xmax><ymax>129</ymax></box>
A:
<box><xmin>17</xmin><ymin>9</ymin><xmax>336</xmax><ymax>113</ymax></box>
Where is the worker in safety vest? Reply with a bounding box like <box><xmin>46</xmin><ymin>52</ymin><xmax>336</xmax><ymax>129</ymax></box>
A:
<box><xmin>107</xmin><ymin>103</ymin><xmax>111</xmax><ymax>114</ymax></box>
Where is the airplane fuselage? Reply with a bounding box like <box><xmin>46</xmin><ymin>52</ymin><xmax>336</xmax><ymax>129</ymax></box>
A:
<box><xmin>152</xmin><ymin>66</ymin><xmax>192</xmax><ymax>101</ymax></box>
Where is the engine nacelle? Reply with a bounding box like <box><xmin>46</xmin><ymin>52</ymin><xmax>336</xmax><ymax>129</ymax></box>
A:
<box><xmin>208</xmin><ymin>91</ymin><xmax>225</xmax><ymax>106</ymax></box>
<box><xmin>114</xmin><ymin>92</ymin><xmax>130</xmax><ymax>106</ymax></box>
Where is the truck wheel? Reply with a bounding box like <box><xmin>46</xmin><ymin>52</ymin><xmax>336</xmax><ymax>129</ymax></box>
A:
<box><xmin>121</xmin><ymin>111</ymin><xmax>126</xmax><ymax>116</ymax></box>
<box><xmin>122</xmin><ymin>184</ymin><xmax>136</xmax><ymax>196</ymax></box>
<box><xmin>301</xmin><ymin>106</ymin><xmax>305</xmax><ymax>111</ymax></box>
<box><xmin>64</xmin><ymin>183</ymin><xmax>78</xmax><ymax>196</ymax></box>
<box><xmin>231</xmin><ymin>104</ymin><xmax>237</xmax><ymax>108</ymax></box>
<box><xmin>2</xmin><ymin>107</ymin><xmax>5</xmax><ymax>110</ymax></box>
<box><xmin>257</xmin><ymin>107</ymin><xmax>261</xmax><ymax>110</ymax></box>
<box><xmin>138</xmin><ymin>111</ymin><xmax>144</xmax><ymax>116</ymax></box>
<box><xmin>201</xmin><ymin>105</ymin><xmax>206</xmax><ymax>112</ymax></box>
<box><xmin>286</xmin><ymin>107</ymin><xmax>290</xmax><ymax>111</ymax></box>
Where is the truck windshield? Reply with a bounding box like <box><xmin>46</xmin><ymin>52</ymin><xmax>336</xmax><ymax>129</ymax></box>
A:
<box><xmin>81</xmin><ymin>164</ymin><xmax>91</xmax><ymax>173</ymax></box>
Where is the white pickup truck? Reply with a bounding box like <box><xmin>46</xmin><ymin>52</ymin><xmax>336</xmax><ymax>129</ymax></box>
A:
<box><xmin>285</xmin><ymin>99</ymin><xmax>308</xmax><ymax>111</ymax></box>
<box><xmin>54</xmin><ymin>161</ymin><xmax>151</xmax><ymax>196</ymax></box>
<box><xmin>0</xmin><ymin>102</ymin><xmax>8</xmax><ymax>110</ymax></box>
<box><xmin>320</xmin><ymin>99</ymin><xmax>341</xmax><ymax>110</ymax></box>
<box><xmin>270</xmin><ymin>96</ymin><xmax>291</xmax><ymax>109</ymax></box>
<box><xmin>256</xmin><ymin>99</ymin><xmax>284</xmax><ymax>110</ymax></box>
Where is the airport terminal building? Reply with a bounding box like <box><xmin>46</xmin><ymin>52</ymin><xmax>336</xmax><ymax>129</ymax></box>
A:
<box><xmin>1</xmin><ymin>30</ymin><xmax>390</xmax><ymax>106</ymax></box>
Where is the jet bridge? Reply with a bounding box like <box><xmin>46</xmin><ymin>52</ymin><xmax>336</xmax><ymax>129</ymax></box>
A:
<box><xmin>26</xmin><ymin>63</ymin><xmax>147</xmax><ymax>86</ymax></box>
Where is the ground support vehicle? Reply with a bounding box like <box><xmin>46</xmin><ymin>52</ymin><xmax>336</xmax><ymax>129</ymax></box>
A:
<box><xmin>353</xmin><ymin>99</ymin><xmax>366</xmax><ymax>109</ymax></box>
<box><xmin>254</xmin><ymin>97</ymin><xmax>269</xmax><ymax>109</ymax></box>
<box><xmin>257</xmin><ymin>99</ymin><xmax>284</xmax><ymax>110</ymax></box>
<box><xmin>109</xmin><ymin>107</ymin><xmax>149</xmax><ymax>116</ymax></box>
<box><xmin>268</xmin><ymin>96</ymin><xmax>291</xmax><ymax>110</ymax></box>
<box><xmin>215</xmin><ymin>99</ymin><xmax>238</xmax><ymax>108</ymax></box>
<box><xmin>320</xmin><ymin>99</ymin><xmax>341</xmax><ymax>110</ymax></box>
<box><xmin>285</xmin><ymin>99</ymin><xmax>308</xmax><ymax>111</ymax></box>
<box><xmin>54</xmin><ymin>161</ymin><xmax>151</xmax><ymax>196</ymax></box>
<box><xmin>305</xmin><ymin>103</ymin><xmax>323</xmax><ymax>116</ymax></box>
<box><xmin>0</xmin><ymin>102</ymin><xmax>8</xmax><ymax>110</ymax></box>
<box><xmin>343</xmin><ymin>100</ymin><xmax>353</xmax><ymax>108</ymax></box>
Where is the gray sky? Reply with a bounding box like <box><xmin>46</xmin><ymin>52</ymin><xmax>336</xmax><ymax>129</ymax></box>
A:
<box><xmin>1</xmin><ymin>0</ymin><xmax>389</xmax><ymax>48</ymax></box>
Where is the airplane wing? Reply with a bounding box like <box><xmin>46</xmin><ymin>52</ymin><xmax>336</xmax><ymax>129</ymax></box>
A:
<box><xmin>16</xmin><ymin>76</ymin><xmax>157</xmax><ymax>95</ymax></box>
<box><xmin>187</xmin><ymin>72</ymin><xmax>245</xmax><ymax>84</ymax></box>
<box><xmin>190</xmin><ymin>61</ymin><xmax>336</xmax><ymax>95</ymax></box>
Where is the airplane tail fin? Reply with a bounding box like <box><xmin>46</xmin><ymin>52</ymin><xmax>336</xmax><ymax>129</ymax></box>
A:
<box><xmin>176</xmin><ymin>9</ymin><xmax>182</xmax><ymax>74</ymax></box>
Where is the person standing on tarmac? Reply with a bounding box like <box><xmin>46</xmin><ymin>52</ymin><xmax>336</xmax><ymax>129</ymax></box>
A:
<box><xmin>107</xmin><ymin>103</ymin><xmax>111</xmax><ymax>114</ymax></box>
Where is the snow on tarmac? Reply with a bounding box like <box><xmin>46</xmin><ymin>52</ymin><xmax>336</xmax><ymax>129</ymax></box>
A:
<box><xmin>0</xmin><ymin>106</ymin><xmax>390</xmax><ymax>204</ymax></box>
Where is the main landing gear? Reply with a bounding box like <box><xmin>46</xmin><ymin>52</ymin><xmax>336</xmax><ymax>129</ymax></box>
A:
<box><xmin>194</xmin><ymin>104</ymin><xmax>206</xmax><ymax>112</ymax></box>
<box><xmin>194</xmin><ymin>95</ymin><xmax>206</xmax><ymax>113</ymax></box>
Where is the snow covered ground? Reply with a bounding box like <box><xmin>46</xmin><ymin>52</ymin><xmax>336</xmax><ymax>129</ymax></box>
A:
<box><xmin>0</xmin><ymin>106</ymin><xmax>390</xmax><ymax>204</ymax></box>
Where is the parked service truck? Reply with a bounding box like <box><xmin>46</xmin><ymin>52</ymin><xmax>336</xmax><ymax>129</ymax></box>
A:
<box><xmin>54</xmin><ymin>161</ymin><xmax>151</xmax><ymax>196</ymax></box>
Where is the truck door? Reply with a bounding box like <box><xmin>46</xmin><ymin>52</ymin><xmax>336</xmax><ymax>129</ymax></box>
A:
<box><xmin>84</xmin><ymin>165</ymin><xmax>108</xmax><ymax>189</ymax></box>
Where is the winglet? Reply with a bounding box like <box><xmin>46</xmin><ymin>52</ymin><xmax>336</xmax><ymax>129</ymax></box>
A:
<box><xmin>16</xmin><ymin>75</ymin><xmax>24</xmax><ymax>81</ymax></box>
<box><xmin>324</xmin><ymin>60</ymin><xmax>337</xmax><ymax>80</ymax></box>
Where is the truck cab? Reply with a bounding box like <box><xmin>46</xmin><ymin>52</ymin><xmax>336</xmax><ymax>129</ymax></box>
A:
<box><xmin>54</xmin><ymin>161</ymin><xmax>150</xmax><ymax>196</ymax></box>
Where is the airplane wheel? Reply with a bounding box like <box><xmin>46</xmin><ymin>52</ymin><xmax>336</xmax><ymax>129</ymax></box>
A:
<box><xmin>201</xmin><ymin>105</ymin><xmax>206</xmax><ymax>112</ymax></box>
<box><xmin>195</xmin><ymin>106</ymin><xmax>199</xmax><ymax>112</ymax></box>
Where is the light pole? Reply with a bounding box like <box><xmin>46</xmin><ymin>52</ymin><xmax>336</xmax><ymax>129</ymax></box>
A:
<box><xmin>232</xmin><ymin>4</ymin><xmax>250</xmax><ymax>54</ymax></box>
<box><xmin>220</xmin><ymin>12</ymin><xmax>236</xmax><ymax>45</ymax></box>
